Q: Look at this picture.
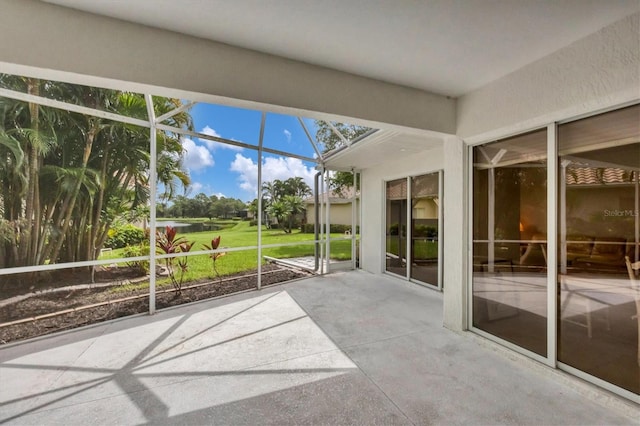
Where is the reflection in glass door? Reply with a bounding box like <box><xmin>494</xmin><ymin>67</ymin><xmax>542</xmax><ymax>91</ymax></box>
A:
<box><xmin>411</xmin><ymin>173</ymin><xmax>440</xmax><ymax>286</ymax></box>
<box><xmin>385</xmin><ymin>179</ymin><xmax>407</xmax><ymax>277</ymax></box>
<box><xmin>385</xmin><ymin>173</ymin><xmax>442</xmax><ymax>287</ymax></box>
<box><xmin>472</xmin><ymin>129</ymin><xmax>548</xmax><ymax>357</ymax></box>
<box><xmin>557</xmin><ymin>105</ymin><xmax>639</xmax><ymax>395</ymax></box>
<box><xmin>470</xmin><ymin>104</ymin><xmax>640</xmax><ymax>398</ymax></box>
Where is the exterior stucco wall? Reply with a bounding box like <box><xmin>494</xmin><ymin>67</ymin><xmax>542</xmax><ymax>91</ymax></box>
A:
<box><xmin>360</xmin><ymin>145</ymin><xmax>444</xmax><ymax>275</ymax></box>
<box><xmin>359</xmin><ymin>139</ymin><xmax>464</xmax><ymax>331</ymax></box>
<box><xmin>442</xmin><ymin>137</ymin><xmax>467</xmax><ymax>331</ymax></box>
<box><xmin>0</xmin><ymin>0</ymin><xmax>455</xmax><ymax>133</ymax></box>
<box><xmin>306</xmin><ymin>203</ymin><xmax>355</xmax><ymax>227</ymax></box>
<box><xmin>457</xmin><ymin>12</ymin><xmax>640</xmax><ymax>143</ymax></box>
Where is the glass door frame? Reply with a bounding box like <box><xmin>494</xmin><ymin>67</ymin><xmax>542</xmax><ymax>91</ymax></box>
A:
<box><xmin>466</xmin><ymin>102</ymin><xmax>640</xmax><ymax>402</ymax></box>
<box><xmin>383</xmin><ymin>170</ymin><xmax>443</xmax><ymax>290</ymax></box>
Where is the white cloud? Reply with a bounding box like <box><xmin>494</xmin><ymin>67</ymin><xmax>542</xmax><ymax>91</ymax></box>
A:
<box><xmin>181</xmin><ymin>137</ymin><xmax>214</xmax><ymax>171</ymax></box>
<box><xmin>230</xmin><ymin>153</ymin><xmax>316</xmax><ymax>195</ymax></box>
<box><xmin>199</xmin><ymin>125</ymin><xmax>243</xmax><ymax>151</ymax></box>
<box><xmin>229</xmin><ymin>154</ymin><xmax>258</xmax><ymax>193</ymax></box>
<box><xmin>284</xmin><ymin>129</ymin><xmax>292</xmax><ymax>143</ymax></box>
<box><xmin>201</xmin><ymin>125</ymin><xmax>220</xmax><ymax>138</ymax></box>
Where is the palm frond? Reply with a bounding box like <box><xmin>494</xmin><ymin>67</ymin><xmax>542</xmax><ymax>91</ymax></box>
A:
<box><xmin>0</xmin><ymin>130</ymin><xmax>24</xmax><ymax>167</ymax></box>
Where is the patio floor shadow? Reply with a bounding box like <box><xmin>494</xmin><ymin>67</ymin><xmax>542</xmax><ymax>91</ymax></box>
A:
<box><xmin>0</xmin><ymin>271</ymin><xmax>637</xmax><ymax>425</ymax></box>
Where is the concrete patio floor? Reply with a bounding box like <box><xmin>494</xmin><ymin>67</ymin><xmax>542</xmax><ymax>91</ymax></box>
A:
<box><xmin>0</xmin><ymin>271</ymin><xmax>637</xmax><ymax>425</ymax></box>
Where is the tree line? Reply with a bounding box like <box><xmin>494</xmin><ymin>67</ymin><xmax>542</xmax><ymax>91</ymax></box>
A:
<box><xmin>158</xmin><ymin>176</ymin><xmax>314</xmax><ymax>234</ymax></box>
<box><xmin>157</xmin><ymin>194</ymin><xmax>246</xmax><ymax>219</ymax></box>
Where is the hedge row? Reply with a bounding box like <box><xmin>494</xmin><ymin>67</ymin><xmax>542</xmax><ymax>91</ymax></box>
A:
<box><xmin>301</xmin><ymin>224</ymin><xmax>359</xmax><ymax>234</ymax></box>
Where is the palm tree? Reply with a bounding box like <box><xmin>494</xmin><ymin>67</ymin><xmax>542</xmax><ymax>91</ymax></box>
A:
<box><xmin>0</xmin><ymin>75</ymin><xmax>60</xmax><ymax>267</ymax></box>
<box><xmin>284</xmin><ymin>177</ymin><xmax>312</xmax><ymax>198</ymax></box>
<box><xmin>0</xmin><ymin>74</ymin><xmax>194</xmax><ymax>272</ymax></box>
<box><xmin>283</xmin><ymin>195</ymin><xmax>305</xmax><ymax>233</ymax></box>
<box><xmin>267</xmin><ymin>201</ymin><xmax>291</xmax><ymax>233</ymax></box>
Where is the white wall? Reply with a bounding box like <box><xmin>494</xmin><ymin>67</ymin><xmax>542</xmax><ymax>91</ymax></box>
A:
<box><xmin>360</xmin><ymin>145</ymin><xmax>444</xmax><ymax>274</ymax></box>
<box><xmin>457</xmin><ymin>12</ymin><xmax>640</xmax><ymax>143</ymax></box>
<box><xmin>0</xmin><ymin>0</ymin><xmax>455</xmax><ymax>134</ymax></box>
<box><xmin>359</xmin><ymin>141</ymin><xmax>468</xmax><ymax>331</ymax></box>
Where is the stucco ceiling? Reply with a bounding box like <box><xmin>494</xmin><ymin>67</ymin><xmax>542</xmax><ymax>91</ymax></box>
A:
<box><xmin>324</xmin><ymin>130</ymin><xmax>444</xmax><ymax>170</ymax></box>
<box><xmin>42</xmin><ymin>0</ymin><xmax>639</xmax><ymax>97</ymax></box>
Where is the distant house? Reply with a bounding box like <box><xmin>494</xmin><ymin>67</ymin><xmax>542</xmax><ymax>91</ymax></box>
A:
<box><xmin>305</xmin><ymin>189</ymin><xmax>359</xmax><ymax>228</ymax></box>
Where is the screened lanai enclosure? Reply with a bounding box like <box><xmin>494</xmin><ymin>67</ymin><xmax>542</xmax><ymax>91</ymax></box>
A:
<box><xmin>0</xmin><ymin>73</ymin><xmax>371</xmax><ymax>343</ymax></box>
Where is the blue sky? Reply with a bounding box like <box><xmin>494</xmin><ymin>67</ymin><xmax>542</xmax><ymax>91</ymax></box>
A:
<box><xmin>176</xmin><ymin>103</ymin><xmax>321</xmax><ymax>202</ymax></box>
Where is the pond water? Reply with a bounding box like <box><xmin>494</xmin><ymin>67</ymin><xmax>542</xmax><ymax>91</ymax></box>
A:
<box><xmin>155</xmin><ymin>221</ymin><xmax>220</xmax><ymax>233</ymax></box>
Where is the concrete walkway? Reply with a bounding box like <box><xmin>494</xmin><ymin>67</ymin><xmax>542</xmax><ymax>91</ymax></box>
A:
<box><xmin>0</xmin><ymin>271</ymin><xmax>637</xmax><ymax>425</ymax></box>
<box><xmin>263</xmin><ymin>255</ymin><xmax>352</xmax><ymax>272</ymax></box>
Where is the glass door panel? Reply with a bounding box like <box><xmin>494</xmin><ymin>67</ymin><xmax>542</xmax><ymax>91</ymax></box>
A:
<box><xmin>411</xmin><ymin>173</ymin><xmax>440</xmax><ymax>286</ymax></box>
<box><xmin>386</xmin><ymin>179</ymin><xmax>407</xmax><ymax>277</ymax></box>
<box><xmin>558</xmin><ymin>105</ymin><xmax>639</xmax><ymax>395</ymax></box>
<box><xmin>472</xmin><ymin>129</ymin><xmax>548</xmax><ymax>356</ymax></box>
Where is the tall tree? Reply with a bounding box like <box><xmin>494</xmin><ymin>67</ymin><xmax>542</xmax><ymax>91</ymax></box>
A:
<box><xmin>283</xmin><ymin>194</ymin><xmax>305</xmax><ymax>233</ymax></box>
<box><xmin>282</xmin><ymin>177</ymin><xmax>312</xmax><ymax>198</ymax></box>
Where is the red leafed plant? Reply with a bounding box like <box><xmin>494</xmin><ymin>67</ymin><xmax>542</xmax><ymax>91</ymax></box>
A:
<box><xmin>156</xmin><ymin>226</ymin><xmax>194</xmax><ymax>295</ymax></box>
<box><xmin>203</xmin><ymin>236</ymin><xmax>225</xmax><ymax>282</ymax></box>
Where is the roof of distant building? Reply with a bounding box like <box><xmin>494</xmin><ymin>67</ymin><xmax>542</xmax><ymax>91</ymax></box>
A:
<box><xmin>566</xmin><ymin>167</ymin><xmax>636</xmax><ymax>185</ymax></box>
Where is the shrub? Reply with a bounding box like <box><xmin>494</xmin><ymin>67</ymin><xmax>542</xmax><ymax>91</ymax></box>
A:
<box><xmin>203</xmin><ymin>236</ymin><xmax>225</xmax><ymax>283</ymax></box>
<box><xmin>104</xmin><ymin>224</ymin><xmax>146</xmax><ymax>249</ymax></box>
<box><xmin>156</xmin><ymin>226</ymin><xmax>194</xmax><ymax>295</ymax></box>
<box><xmin>301</xmin><ymin>224</ymin><xmax>359</xmax><ymax>234</ymax></box>
<box><xmin>123</xmin><ymin>244</ymin><xmax>150</xmax><ymax>274</ymax></box>
<box><xmin>413</xmin><ymin>225</ymin><xmax>437</xmax><ymax>238</ymax></box>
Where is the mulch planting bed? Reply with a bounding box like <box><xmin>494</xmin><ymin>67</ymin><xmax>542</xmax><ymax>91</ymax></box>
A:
<box><xmin>0</xmin><ymin>264</ymin><xmax>312</xmax><ymax>344</ymax></box>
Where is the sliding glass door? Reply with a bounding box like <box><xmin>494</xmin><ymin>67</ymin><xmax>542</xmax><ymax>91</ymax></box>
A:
<box><xmin>471</xmin><ymin>103</ymin><xmax>640</xmax><ymax>397</ymax></box>
<box><xmin>386</xmin><ymin>172</ymin><xmax>442</xmax><ymax>288</ymax></box>
<box><xmin>410</xmin><ymin>173</ymin><xmax>440</xmax><ymax>286</ymax></box>
<box><xmin>557</xmin><ymin>105</ymin><xmax>639</xmax><ymax>395</ymax></box>
<box><xmin>386</xmin><ymin>178</ymin><xmax>408</xmax><ymax>277</ymax></box>
<box><xmin>472</xmin><ymin>130</ymin><xmax>548</xmax><ymax>356</ymax></box>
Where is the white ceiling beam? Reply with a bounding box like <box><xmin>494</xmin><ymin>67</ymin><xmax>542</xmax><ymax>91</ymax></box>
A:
<box><xmin>0</xmin><ymin>0</ymin><xmax>457</xmax><ymax>133</ymax></box>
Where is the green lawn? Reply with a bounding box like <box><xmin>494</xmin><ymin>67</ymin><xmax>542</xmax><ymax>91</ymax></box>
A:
<box><xmin>101</xmin><ymin>220</ymin><xmax>354</xmax><ymax>290</ymax></box>
<box><xmin>386</xmin><ymin>237</ymin><xmax>438</xmax><ymax>260</ymax></box>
